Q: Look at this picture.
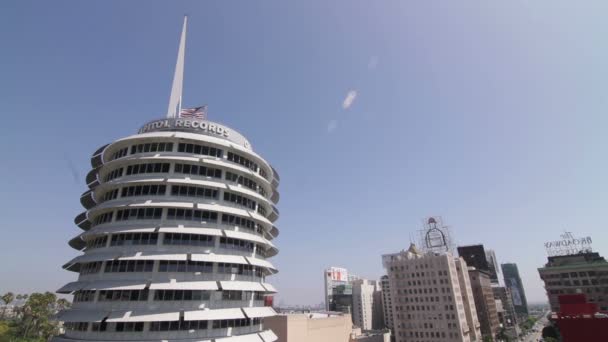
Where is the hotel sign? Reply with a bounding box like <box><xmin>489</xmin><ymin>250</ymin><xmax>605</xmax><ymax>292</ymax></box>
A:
<box><xmin>138</xmin><ymin>118</ymin><xmax>252</xmax><ymax>150</ymax></box>
<box><xmin>544</xmin><ymin>232</ymin><xmax>593</xmax><ymax>257</ymax></box>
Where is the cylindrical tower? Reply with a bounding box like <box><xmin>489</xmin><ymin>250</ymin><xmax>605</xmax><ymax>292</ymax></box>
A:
<box><xmin>54</xmin><ymin>117</ymin><xmax>280</xmax><ymax>342</ymax></box>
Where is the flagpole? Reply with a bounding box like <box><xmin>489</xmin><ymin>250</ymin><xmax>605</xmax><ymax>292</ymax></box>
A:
<box><xmin>167</xmin><ymin>16</ymin><xmax>188</xmax><ymax>118</ymax></box>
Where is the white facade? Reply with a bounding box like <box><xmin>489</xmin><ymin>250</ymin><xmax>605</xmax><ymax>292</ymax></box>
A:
<box><xmin>351</xmin><ymin>279</ymin><xmax>376</xmax><ymax>330</ymax></box>
<box><xmin>382</xmin><ymin>244</ymin><xmax>482</xmax><ymax>342</ymax></box>
<box><xmin>54</xmin><ymin>118</ymin><xmax>280</xmax><ymax>341</ymax></box>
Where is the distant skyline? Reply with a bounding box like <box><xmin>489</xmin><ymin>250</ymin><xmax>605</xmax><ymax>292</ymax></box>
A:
<box><xmin>2</xmin><ymin>1</ymin><xmax>608</xmax><ymax>306</ymax></box>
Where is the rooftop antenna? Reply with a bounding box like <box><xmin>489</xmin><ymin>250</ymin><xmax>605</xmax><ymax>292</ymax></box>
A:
<box><xmin>166</xmin><ymin>16</ymin><xmax>188</xmax><ymax>119</ymax></box>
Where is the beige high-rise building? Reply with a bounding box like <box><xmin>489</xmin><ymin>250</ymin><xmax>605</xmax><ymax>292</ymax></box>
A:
<box><xmin>467</xmin><ymin>269</ymin><xmax>500</xmax><ymax>340</ymax></box>
<box><xmin>382</xmin><ymin>244</ymin><xmax>482</xmax><ymax>342</ymax></box>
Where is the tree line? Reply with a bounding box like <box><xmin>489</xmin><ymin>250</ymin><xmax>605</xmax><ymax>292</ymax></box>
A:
<box><xmin>1</xmin><ymin>292</ymin><xmax>70</xmax><ymax>342</ymax></box>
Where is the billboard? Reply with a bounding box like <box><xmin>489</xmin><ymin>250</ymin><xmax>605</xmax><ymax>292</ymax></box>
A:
<box><xmin>328</xmin><ymin>267</ymin><xmax>348</xmax><ymax>282</ymax></box>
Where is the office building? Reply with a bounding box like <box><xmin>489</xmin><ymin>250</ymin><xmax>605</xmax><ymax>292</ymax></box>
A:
<box><xmin>501</xmin><ymin>263</ymin><xmax>529</xmax><ymax>319</ymax></box>
<box><xmin>54</xmin><ymin>18</ymin><xmax>281</xmax><ymax>341</ymax></box>
<box><xmin>325</xmin><ymin>267</ymin><xmax>362</xmax><ymax>314</ymax></box>
<box><xmin>538</xmin><ymin>251</ymin><xmax>608</xmax><ymax>312</ymax></box>
<box><xmin>372</xmin><ymin>283</ymin><xmax>385</xmax><ymax>330</ymax></box>
<box><xmin>352</xmin><ymin>279</ymin><xmax>383</xmax><ymax>331</ymax></box>
<box><xmin>382</xmin><ymin>243</ymin><xmax>482</xmax><ymax>342</ymax></box>
<box><xmin>492</xmin><ymin>286</ymin><xmax>517</xmax><ymax>327</ymax></box>
<box><xmin>485</xmin><ymin>249</ymin><xmax>500</xmax><ymax>285</ymax></box>
<box><xmin>457</xmin><ymin>244</ymin><xmax>499</xmax><ymax>285</ymax></box>
<box><xmin>467</xmin><ymin>269</ymin><xmax>500</xmax><ymax>340</ymax></box>
<box><xmin>380</xmin><ymin>275</ymin><xmax>394</xmax><ymax>332</ymax></box>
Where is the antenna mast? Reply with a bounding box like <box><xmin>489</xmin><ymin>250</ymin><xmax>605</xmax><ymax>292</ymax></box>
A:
<box><xmin>166</xmin><ymin>16</ymin><xmax>188</xmax><ymax>118</ymax></box>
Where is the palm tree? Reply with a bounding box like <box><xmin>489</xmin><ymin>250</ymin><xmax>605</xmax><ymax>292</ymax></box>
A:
<box><xmin>1</xmin><ymin>292</ymin><xmax>15</xmax><ymax>319</ymax></box>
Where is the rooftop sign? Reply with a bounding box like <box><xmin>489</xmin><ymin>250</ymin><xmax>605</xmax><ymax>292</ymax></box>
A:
<box><xmin>544</xmin><ymin>232</ymin><xmax>593</xmax><ymax>257</ymax></box>
<box><xmin>138</xmin><ymin>118</ymin><xmax>252</xmax><ymax>150</ymax></box>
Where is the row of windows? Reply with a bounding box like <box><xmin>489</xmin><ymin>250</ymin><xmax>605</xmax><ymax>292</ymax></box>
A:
<box><xmin>92</xmin><ymin>209</ymin><xmax>265</xmax><ymax>236</ymax></box>
<box><xmin>109</xmin><ymin>140</ymin><xmax>269</xmax><ymax>177</ymax></box>
<box><xmin>104</xmin><ymin>168</ymin><xmax>123</xmax><ymax>182</ymax></box>
<box><xmin>110</xmin><ymin>232</ymin><xmax>158</xmax><ymax>246</ymax></box>
<box><xmin>98</xmin><ymin>289</ymin><xmax>149</xmax><ymax>302</ymax></box>
<box><xmin>87</xmin><ymin>232</ymin><xmax>266</xmax><ymax>255</ymax></box>
<box><xmin>223</xmin><ymin>192</ymin><xmax>256</xmax><ymax>210</ymax></box>
<box><xmin>102</xmin><ymin>184</ymin><xmax>265</xmax><ymax>215</ymax></box>
<box><xmin>151</xmin><ymin>318</ymin><xmax>262</xmax><ymax>332</ymax></box>
<box><xmin>104</xmin><ymin>260</ymin><xmax>155</xmax><ymax>273</ymax></box>
<box><xmin>159</xmin><ymin>260</ymin><xmax>213</xmax><ymax>273</ymax></box>
<box><xmin>227</xmin><ymin>152</ymin><xmax>258</xmax><ymax>172</ymax></box>
<box><xmin>85</xmin><ymin>236</ymin><xmax>108</xmax><ymax>250</ymax></box>
<box><xmin>77</xmin><ymin>289</ymin><xmax>264</xmax><ymax>303</ymax></box>
<box><xmin>219</xmin><ymin>237</ymin><xmax>254</xmax><ymax>252</ymax></box>
<box><xmin>164</xmin><ymin>233</ymin><xmax>214</xmax><ymax>247</ymax></box>
<box><xmin>126</xmin><ymin>163</ymin><xmax>170</xmax><ymax>176</ymax></box>
<box><xmin>115</xmin><ymin>208</ymin><xmax>163</xmax><ymax>221</ymax></box>
<box><xmin>93</xmin><ymin>212</ymin><xmax>114</xmax><ymax>225</ymax></box>
<box><xmin>171</xmin><ymin>184</ymin><xmax>218</xmax><ymax>199</ymax></box>
<box><xmin>121</xmin><ymin>184</ymin><xmax>167</xmax><ymax>198</ymax></box>
<box><xmin>166</xmin><ymin>208</ymin><xmax>218</xmax><ymax>222</ymax></box>
<box><xmin>225</xmin><ymin>171</ymin><xmax>265</xmax><ymax>196</ymax></box>
<box><xmin>174</xmin><ymin>163</ymin><xmax>222</xmax><ymax>178</ymax></box>
<box><xmin>103</xmin><ymin>189</ymin><xmax>119</xmax><ymax>201</ymax></box>
<box><xmin>101</xmin><ymin>162</ymin><xmax>269</xmax><ymax>199</ymax></box>
<box><xmin>111</xmin><ymin>147</ymin><xmax>128</xmax><ymax>161</ymax></box>
<box><xmin>131</xmin><ymin>142</ymin><xmax>174</xmax><ymax>155</ymax></box>
<box><xmin>178</xmin><ymin>142</ymin><xmax>222</xmax><ymax>158</ymax></box>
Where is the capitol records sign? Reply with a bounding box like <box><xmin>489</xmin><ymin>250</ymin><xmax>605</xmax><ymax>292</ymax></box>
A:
<box><xmin>544</xmin><ymin>232</ymin><xmax>593</xmax><ymax>256</ymax></box>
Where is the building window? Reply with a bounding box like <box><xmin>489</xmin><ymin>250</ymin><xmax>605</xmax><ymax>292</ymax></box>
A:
<box><xmin>94</xmin><ymin>212</ymin><xmax>114</xmax><ymax>225</ymax></box>
<box><xmin>125</xmin><ymin>163</ymin><xmax>170</xmax><ymax>175</ymax></box>
<box><xmin>80</xmin><ymin>262</ymin><xmax>102</xmax><ymax>275</ymax></box>
<box><xmin>227</xmin><ymin>152</ymin><xmax>258</xmax><ymax>172</ymax></box>
<box><xmin>177</xmin><ymin>142</ymin><xmax>222</xmax><ymax>157</ymax></box>
<box><xmin>102</xmin><ymin>189</ymin><xmax>119</xmax><ymax>202</ymax></box>
<box><xmin>65</xmin><ymin>322</ymin><xmax>88</xmax><ymax>331</ymax></box>
<box><xmin>222</xmin><ymin>290</ymin><xmax>243</xmax><ymax>301</ymax></box>
<box><xmin>154</xmin><ymin>290</ymin><xmax>211</xmax><ymax>301</ymax></box>
<box><xmin>163</xmin><ymin>233</ymin><xmax>214</xmax><ymax>247</ymax></box>
<box><xmin>170</xmin><ymin>185</ymin><xmax>218</xmax><ymax>199</ymax></box>
<box><xmin>150</xmin><ymin>320</ymin><xmax>209</xmax><ymax>331</ymax></box>
<box><xmin>219</xmin><ymin>237</ymin><xmax>254</xmax><ymax>252</ymax></box>
<box><xmin>104</xmin><ymin>260</ymin><xmax>154</xmax><ymax>273</ymax></box>
<box><xmin>98</xmin><ymin>289</ymin><xmax>149</xmax><ymax>302</ymax></box>
<box><xmin>225</xmin><ymin>171</ymin><xmax>265</xmax><ymax>196</ymax></box>
<box><xmin>166</xmin><ymin>208</ymin><xmax>218</xmax><ymax>222</ymax></box>
<box><xmin>157</xmin><ymin>260</ymin><xmax>213</xmax><ymax>273</ymax></box>
<box><xmin>73</xmin><ymin>290</ymin><xmax>96</xmax><ymax>302</ymax></box>
<box><xmin>223</xmin><ymin>191</ymin><xmax>256</xmax><ymax>210</ymax></box>
<box><xmin>121</xmin><ymin>184</ymin><xmax>166</xmax><ymax>198</ymax></box>
<box><xmin>111</xmin><ymin>147</ymin><xmax>129</xmax><ymax>160</ymax></box>
<box><xmin>221</xmin><ymin>214</ymin><xmax>261</xmax><ymax>233</ymax></box>
<box><xmin>110</xmin><ymin>233</ymin><xmax>158</xmax><ymax>246</ymax></box>
<box><xmin>85</xmin><ymin>236</ymin><xmax>108</xmax><ymax>250</ymax></box>
<box><xmin>116</xmin><ymin>208</ymin><xmax>163</xmax><ymax>221</ymax></box>
<box><xmin>104</xmin><ymin>168</ymin><xmax>124</xmax><ymax>182</ymax></box>
<box><xmin>115</xmin><ymin>322</ymin><xmax>144</xmax><ymax>332</ymax></box>
<box><xmin>174</xmin><ymin>163</ymin><xmax>222</xmax><ymax>178</ymax></box>
<box><xmin>130</xmin><ymin>142</ymin><xmax>174</xmax><ymax>154</ymax></box>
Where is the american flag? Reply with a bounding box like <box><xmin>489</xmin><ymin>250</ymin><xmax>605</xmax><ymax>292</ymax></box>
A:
<box><xmin>179</xmin><ymin>105</ymin><xmax>207</xmax><ymax>119</ymax></box>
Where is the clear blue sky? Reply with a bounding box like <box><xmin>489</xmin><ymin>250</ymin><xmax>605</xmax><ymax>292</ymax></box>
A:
<box><xmin>1</xmin><ymin>0</ymin><xmax>607</xmax><ymax>306</ymax></box>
